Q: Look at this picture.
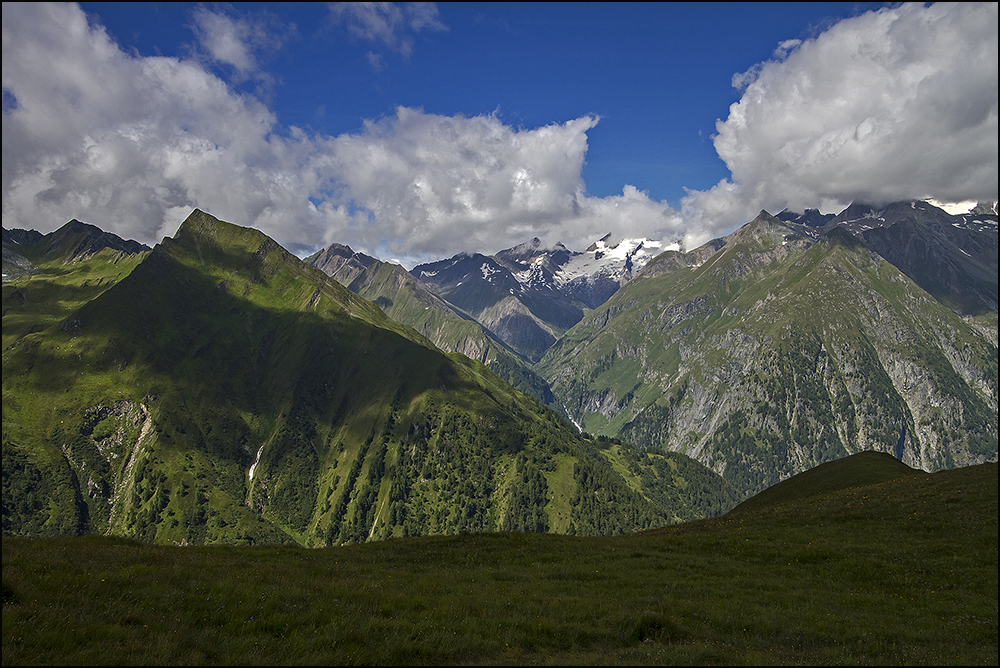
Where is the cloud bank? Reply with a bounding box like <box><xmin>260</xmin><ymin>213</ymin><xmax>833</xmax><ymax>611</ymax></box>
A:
<box><xmin>685</xmin><ymin>1</ymin><xmax>998</xmax><ymax>229</ymax></box>
<box><xmin>1</xmin><ymin>3</ymin><xmax>685</xmax><ymax>263</ymax></box>
<box><xmin>2</xmin><ymin>2</ymin><xmax>997</xmax><ymax>267</ymax></box>
<box><xmin>309</xmin><ymin>110</ymin><xmax>688</xmax><ymax>259</ymax></box>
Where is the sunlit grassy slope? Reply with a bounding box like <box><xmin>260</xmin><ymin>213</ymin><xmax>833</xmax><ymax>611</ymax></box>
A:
<box><xmin>3</xmin><ymin>210</ymin><xmax>737</xmax><ymax>546</ymax></box>
<box><xmin>3</xmin><ymin>453</ymin><xmax>995</xmax><ymax>665</ymax></box>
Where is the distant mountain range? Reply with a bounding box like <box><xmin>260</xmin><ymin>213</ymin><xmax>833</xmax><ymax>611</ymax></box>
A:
<box><xmin>778</xmin><ymin>200</ymin><xmax>997</xmax><ymax>315</ymax></box>
<box><xmin>3</xmin><ymin>199</ymin><xmax>997</xmax><ymax>543</ymax></box>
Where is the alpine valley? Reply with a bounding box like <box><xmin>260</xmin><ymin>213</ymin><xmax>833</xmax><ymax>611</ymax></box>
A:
<box><xmin>2</xmin><ymin>200</ymin><xmax>997</xmax><ymax>545</ymax></box>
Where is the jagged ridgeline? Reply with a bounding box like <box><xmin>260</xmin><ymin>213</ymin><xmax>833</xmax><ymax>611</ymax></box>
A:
<box><xmin>2</xmin><ymin>210</ymin><xmax>738</xmax><ymax>545</ymax></box>
<box><xmin>538</xmin><ymin>212</ymin><xmax>998</xmax><ymax>498</ymax></box>
<box><xmin>304</xmin><ymin>248</ymin><xmax>555</xmax><ymax>404</ymax></box>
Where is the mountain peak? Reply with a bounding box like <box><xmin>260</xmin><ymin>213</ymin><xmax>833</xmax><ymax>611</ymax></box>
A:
<box><xmin>776</xmin><ymin>208</ymin><xmax>836</xmax><ymax>228</ymax></box>
<box><xmin>585</xmin><ymin>233</ymin><xmax>614</xmax><ymax>253</ymax></box>
<box><xmin>305</xmin><ymin>240</ymin><xmax>379</xmax><ymax>285</ymax></box>
<box><xmin>39</xmin><ymin>217</ymin><xmax>150</xmax><ymax>260</ymax></box>
<box><xmin>495</xmin><ymin>237</ymin><xmax>544</xmax><ymax>263</ymax></box>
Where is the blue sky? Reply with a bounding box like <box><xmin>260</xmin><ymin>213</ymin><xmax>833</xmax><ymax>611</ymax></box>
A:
<box><xmin>3</xmin><ymin>3</ymin><xmax>997</xmax><ymax>266</ymax></box>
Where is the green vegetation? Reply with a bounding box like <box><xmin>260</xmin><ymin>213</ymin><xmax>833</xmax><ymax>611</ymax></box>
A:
<box><xmin>4</xmin><ymin>455</ymin><xmax>995</xmax><ymax>665</ymax></box>
<box><xmin>729</xmin><ymin>450</ymin><xmax>921</xmax><ymax>513</ymax></box>
<box><xmin>537</xmin><ymin>212</ymin><xmax>998</xmax><ymax>498</ymax></box>
<box><xmin>3</xmin><ymin>210</ymin><xmax>737</xmax><ymax>546</ymax></box>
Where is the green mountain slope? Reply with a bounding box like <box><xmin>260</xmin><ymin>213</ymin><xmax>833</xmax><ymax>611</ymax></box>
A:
<box><xmin>3</xmin><ymin>210</ymin><xmax>737</xmax><ymax>545</ymax></box>
<box><xmin>308</xmin><ymin>251</ymin><xmax>556</xmax><ymax>404</ymax></box>
<box><xmin>537</xmin><ymin>211</ymin><xmax>998</xmax><ymax>499</ymax></box>
<box><xmin>727</xmin><ymin>450</ymin><xmax>923</xmax><ymax>514</ymax></box>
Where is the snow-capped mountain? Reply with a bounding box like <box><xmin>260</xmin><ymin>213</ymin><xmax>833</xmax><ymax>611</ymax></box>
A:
<box><xmin>554</xmin><ymin>234</ymin><xmax>673</xmax><ymax>308</ymax></box>
<box><xmin>477</xmin><ymin>233</ymin><xmax>671</xmax><ymax>307</ymax></box>
<box><xmin>411</xmin><ymin>234</ymin><xmax>668</xmax><ymax>361</ymax></box>
<box><xmin>779</xmin><ymin>200</ymin><xmax>998</xmax><ymax>314</ymax></box>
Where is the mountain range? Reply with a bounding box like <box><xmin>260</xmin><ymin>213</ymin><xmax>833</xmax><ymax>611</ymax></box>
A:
<box><xmin>307</xmin><ymin>199</ymin><xmax>997</xmax><ymax>500</ymax></box>
<box><xmin>537</xmin><ymin>210</ymin><xmax>996</xmax><ymax>496</ymax></box>
<box><xmin>2</xmin><ymin>199</ymin><xmax>997</xmax><ymax>544</ymax></box>
<box><xmin>2</xmin><ymin>211</ymin><xmax>736</xmax><ymax>545</ymax></box>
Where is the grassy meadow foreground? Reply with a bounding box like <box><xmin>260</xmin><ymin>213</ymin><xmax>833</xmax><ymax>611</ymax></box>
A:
<box><xmin>3</xmin><ymin>455</ymin><xmax>997</xmax><ymax>665</ymax></box>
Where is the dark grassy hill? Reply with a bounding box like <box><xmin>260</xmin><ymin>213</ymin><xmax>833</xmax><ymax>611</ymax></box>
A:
<box><xmin>3</xmin><ymin>458</ymin><xmax>994</xmax><ymax>665</ymax></box>
<box><xmin>728</xmin><ymin>450</ymin><xmax>923</xmax><ymax>514</ymax></box>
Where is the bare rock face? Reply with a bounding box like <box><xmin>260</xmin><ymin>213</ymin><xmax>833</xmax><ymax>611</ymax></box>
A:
<box><xmin>304</xmin><ymin>243</ymin><xmax>379</xmax><ymax>285</ymax></box>
<box><xmin>538</xmin><ymin>210</ymin><xmax>998</xmax><ymax>499</ymax></box>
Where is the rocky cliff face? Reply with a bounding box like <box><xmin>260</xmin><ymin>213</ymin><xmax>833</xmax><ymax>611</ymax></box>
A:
<box><xmin>304</xmin><ymin>243</ymin><xmax>379</xmax><ymax>285</ymax></box>
<box><xmin>537</xmin><ymin>212</ymin><xmax>998</xmax><ymax>498</ymax></box>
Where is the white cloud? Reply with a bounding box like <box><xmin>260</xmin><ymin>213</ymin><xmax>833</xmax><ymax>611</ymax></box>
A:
<box><xmin>1</xmin><ymin>3</ymin><xmax>681</xmax><ymax>264</ymax></box>
<box><xmin>772</xmin><ymin>39</ymin><xmax>802</xmax><ymax>60</ymax></box>
<box><xmin>2</xmin><ymin>3</ymin><xmax>322</xmax><ymax>252</ymax></box>
<box><xmin>306</xmin><ymin>108</ymin><xmax>698</xmax><ymax>263</ymax></box>
<box><xmin>189</xmin><ymin>6</ymin><xmax>293</xmax><ymax>95</ymax></box>
<box><xmin>686</xmin><ymin>2</ymin><xmax>999</xmax><ymax>230</ymax></box>
<box><xmin>329</xmin><ymin>1</ymin><xmax>447</xmax><ymax>60</ymax></box>
<box><xmin>192</xmin><ymin>7</ymin><xmax>260</xmax><ymax>75</ymax></box>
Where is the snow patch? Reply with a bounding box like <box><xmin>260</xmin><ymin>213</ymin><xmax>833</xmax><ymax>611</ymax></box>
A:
<box><xmin>555</xmin><ymin>237</ymin><xmax>664</xmax><ymax>285</ymax></box>
<box><xmin>481</xmin><ymin>263</ymin><xmax>499</xmax><ymax>281</ymax></box>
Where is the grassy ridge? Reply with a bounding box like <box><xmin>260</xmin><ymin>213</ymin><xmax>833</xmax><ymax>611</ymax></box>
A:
<box><xmin>729</xmin><ymin>450</ymin><xmax>921</xmax><ymax>513</ymax></box>
<box><xmin>4</xmin><ymin>456</ymin><xmax>995</xmax><ymax>665</ymax></box>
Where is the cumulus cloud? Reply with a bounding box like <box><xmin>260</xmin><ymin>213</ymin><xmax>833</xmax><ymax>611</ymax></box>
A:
<box><xmin>1</xmin><ymin>3</ymin><xmax>681</xmax><ymax>264</ymax></box>
<box><xmin>2</xmin><ymin>3</ymin><xmax>322</xmax><ymax>251</ymax></box>
<box><xmin>686</xmin><ymin>2</ymin><xmax>999</xmax><ymax>230</ymax></box>
<box><xmin>304</xmin><ymin>108</ymin><xmax>696</xmax><ymax>263</ymax></box>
